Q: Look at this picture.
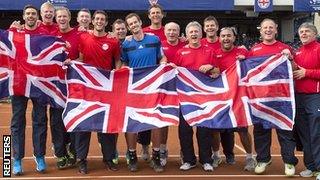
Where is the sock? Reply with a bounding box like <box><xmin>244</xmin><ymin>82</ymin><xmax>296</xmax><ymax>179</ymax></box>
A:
<box><xmin>153</xmin><ymin>148</ymin><xmax>160</xmax><ymax>152</ymax></box>
<box><xmin>160</xmin><ymin>144</ymin><xmax>167</xmax><ymax>152</ymax></box>
<box><xmin>213</xmin><ymin>151</ymin><xmax>220</xmax><ymax>157</ymax></box>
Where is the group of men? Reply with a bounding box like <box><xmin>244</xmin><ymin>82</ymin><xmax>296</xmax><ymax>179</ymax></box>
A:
<box><xmin>6</xmin><ymin>2</ymin><xmax>320</xmax><ymax>180</ymax></box>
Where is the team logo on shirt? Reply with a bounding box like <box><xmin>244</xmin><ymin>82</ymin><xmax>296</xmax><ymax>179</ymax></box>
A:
<box><xmin>102</xmin><ymin>43</ymin><xmax>109</xmax><ymax>51</ymax></box>
<box><xmin>181</xmin><ymin>51</ymin><xmax>190</xmax><ymax>55</ymax></box>
<box><xmin>252</xmin><ymin>46</ymin><xmax>262</xmax><ymax>52</ymax></box>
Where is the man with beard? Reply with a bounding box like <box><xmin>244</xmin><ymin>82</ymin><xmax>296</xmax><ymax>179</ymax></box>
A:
<box><xmin>76</xmin><ymin>10</ymin><xmax>121</xmax><ymax>174</ymax></box>
<box><xmin>214</xmin><ymin>27</ymin><xmax>256</xmax><ymax>171</ymax></box>
<box><xmin>201</xmin><ymin>16</ymin><xmax>236</xmax><ymax>169</ymax></box>
<box><xmin>10</xmin><ymin>5</ymin><xmax>48</xmax><ymax>175</ymax></box>
<box><xmin>121</xmin><ymin>13</ymin><xmax>167</xmax><ymax>173</ymax></box>
<box><xmin>175</xmin><ymin>21</ymin><xmax>219</xmax><ymax>172</ymax></box>
<box><xmin>248</xmin><ymin>18</ymin><xmax>298</xmax><ymax>176</ymax></box>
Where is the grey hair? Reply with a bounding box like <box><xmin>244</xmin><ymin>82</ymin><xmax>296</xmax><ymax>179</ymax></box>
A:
<box><xmin>185</xmin><ymin>21</ymin><xmax>202</xmax><ymax>36</ymax></box>
<box><xmin>298</xmin><ymin>22</ymin><xmax>318</xmax><ymax>35</ymax></box>
<box><xmin>164</xmin><ymin>22</ymin><xmax>180</xmax><ymax>32</ymax></box>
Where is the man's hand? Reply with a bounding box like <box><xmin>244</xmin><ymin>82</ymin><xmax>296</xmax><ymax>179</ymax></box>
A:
<box><xmin>293</xmin><ymin>66</ymin><xmax>306</xmax><ymax>79</ymax></box>
<box><xmin>209</xmin><ymin>67</ymin><xmax>220</xmax><ymax>78</ymax></box>
<box><xmin>178</xmin><ymin>33</ymin><xmax>187</xmax><ymax>43</ymax></box>
<box><xmin>168</xmin><ymin>62</ymin><xmax>177</xmax><ymax>68</ymax></box>
<box><xmin>236</xmin><ymin>54</ymin><xmax>246</xmax><ymax>61</ymax></box>
<box><xmin>10</xmin><ymin>21</ymin><xmax>23</xmax><ymax>30</ymax></box>
<box><xmin>78</xmin><ymin>26</ymin><xmax>87</xmax><ymax>32</ymax></box>
<box><xmin>281</xmin><ymin>49</ymin><xmax>293</xmax><ymax>60</ymax></box>
<box><xmin>199</xmin><ymin>64</ymin><xmax>213</xmax><ymax>73</ymax></box>
<box><xmin>63</xmin><ymin>58</ymin><xmax>72</xmax><ymax>65</ymax></box>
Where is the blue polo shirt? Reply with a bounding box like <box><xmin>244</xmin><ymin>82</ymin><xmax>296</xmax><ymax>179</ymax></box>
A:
<box><xmin>121</xmin><ymin>34</ymin><xmax>163</xmax><ymax>68</ymax></box>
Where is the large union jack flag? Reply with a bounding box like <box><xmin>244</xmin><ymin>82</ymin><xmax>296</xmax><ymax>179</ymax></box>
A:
<box><xmin>63</xmin><ymin>62</ymin><xmax>179</xmax><ymax>133</ymax></box>
<box><xmin>0</xmin><ymin>29</ymin><xmax>67</xmax><ymax>108</ymax></box>
<box><xmin>177</xmin><ymin>54</ymin><xmax>295</xmax><ymax>130</ymax></box>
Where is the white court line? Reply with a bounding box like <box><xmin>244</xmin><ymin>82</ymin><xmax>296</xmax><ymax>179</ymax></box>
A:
<box><xmin>0</xmin><ymin>126</ymin><xmax>51</xmax><ymax>129</ymax></box>
<box><xmin>0</xmin><ymin>174</ymin><xmax>300</xmax><ymax>179</ymax></box>
<box><xmin>0</xmin><ymin>154</ymin><xmax>303</xmax><ymax>160</ymax></box>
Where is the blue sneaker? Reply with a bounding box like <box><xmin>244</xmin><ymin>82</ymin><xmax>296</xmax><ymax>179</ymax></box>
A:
<box><xmin>34</xmin><ymin>156</ymin><xmax>47</xmax><ymax>173</ymax></box>
<box><xmin>13</xmin><ymin>159</ymin><xmax>23</xmax><ymax>176</ymax></box>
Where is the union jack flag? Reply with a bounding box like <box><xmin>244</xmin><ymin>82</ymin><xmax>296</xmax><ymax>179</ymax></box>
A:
<box><xmin>177</xmin><ymin>54</ymin><xmax>295</xmax><ymax>130</ymax></box>
<box><xmin>0</xmin><ymin>29</ymin><xmax>67</xmax><ymax>108</ymax></box>
<box><xmin>63</xmin><ymin>62</ymin><xmax>179</xmax><ymax>133</ymax></box>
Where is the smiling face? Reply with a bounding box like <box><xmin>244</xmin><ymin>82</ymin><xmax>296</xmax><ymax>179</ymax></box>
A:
<box><xmin>260</xmin><ymin>20</ymin><xmax>277</xmax><ymax>44</ymax></box>
<box><xmin>113</xmin><ymin>22</ymin><xmax>127</xmax><ymax>40</ymax></box>
<box><xmin>23</xmin><ymin>7</ymin><xmax>38</xmax><ymax>29</ymax></box>
<box><xmin>126</xmin><ymin>16</ymin><xmax>142</xmax><ymax>35</ymax></box>
<box><xmin>186</xmin><ymin>25</ymin><xmax>202</xmax><ymax>48</ymax></box>
<box><xmin>77</xmin><ymin>11</ymin><xmax>91</xmax><ymax>29</ymax></box>
<box><xmin>92</xmin><ymin>13</ymin><xmax>107</xmax><ymax>33</ymax></box>
<box><xmin>299</xmin><ymin>27</ymin><xmax>317</xmax><ymax>45</ymax></box>
<box><xmin>56</xmin><ymin>9</ymin><xmax>71</xmax><ymax>32</ymax></box>
<box><xmin>40</xmin><ymin>4</ymin><xmax>55</xmax><ymax>24</ymax></box>
<box><xmin>148</xmin><ymin>7</ymin><xmax>163</xmax><ymax>25</ymax></box>
<box><xmin>220</xmin><ymin>28</ymin><xmax>235</xmax><ymax>51</ymax></box>
<box><xmin>204</xmin><ymin>20</ymin><xmax>218</xmax><ymax>38</ymax></box>
<box><xmin>165</xmin><ymin>23</ymin><xmax>179</xmax><ymax>44</ymax></box>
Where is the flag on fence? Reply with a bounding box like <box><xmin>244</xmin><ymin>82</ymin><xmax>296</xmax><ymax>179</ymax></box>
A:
<box><xmin>63</xmin><ymin>62</ymin><xmax>179</xmax><ymax>133</ymax></box>
<box><xmin>177</xmin><ymin>54</ymin><xmax>295</xmax><ymax>130</ymax></box>
<box><xmin>0</xmin><ymin>29</ymin><xmax>67</xmax><ymax>108</ymax></box>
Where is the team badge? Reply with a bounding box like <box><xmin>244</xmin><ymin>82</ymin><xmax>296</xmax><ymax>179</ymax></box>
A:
<box><xmin>257</xmin><ymin>0</ymin><xmax>270</xmax><ymax>9</ymax></box>
<box><xmin>102</xmin><ymin>43</ymin><xmax>109</xmax><ymax>50</ymax></box>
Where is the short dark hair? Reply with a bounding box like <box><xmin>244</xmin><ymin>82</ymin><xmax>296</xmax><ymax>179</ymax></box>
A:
<box><xmin>92</xmin><ymin>10</ymin><xmax>108</xmax><ymax>21</ymax></box>
<box><xmin>125</xmin><ymin>13</ymin><xmax>141</xmax><ymax>25</ymax></box>
<box><xmin>77</xmin><ymin>8</ymin><xmax>91</xmax><ymax>17</ymax></box>
<box><xmin>112</xmin><ymin>19</ymin><xmax>125</xmax><ymax>31</ymax></box>
<box><xmin>23</xmin><ymin>4</ymin><xmax>38</xmax><ymax>15</ymax></box>
<box><xmin>148</xmin><ymin>4</ymin><xmax>163</xmax><ymax>14</ymax></box>
<box><xmin>203</xmin><ymin>16</ymin><xmax>219</xmax><ymax>27</ymax></box>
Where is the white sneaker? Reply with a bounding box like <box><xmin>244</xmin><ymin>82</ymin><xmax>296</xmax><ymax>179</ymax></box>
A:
<box><xmin>211</xmin><ymin>155</ymin><xmax>222</xmax><ymax>168</ymax></box>
<box><xmin>316</xmin><ymin>172</ymin><xmax>320</xmax><ymax>180</ymax></box>
<box><xmin>254</xmin><ymin>160</ymin><xmax>272</xmax><ymax>174</ymax></box>
<box><xmin>202</xmin><ymin>163</ymin><xmax>214</xmax><ymax>172</ymax></box>
<box><xmin>299</xmin><ymin>169</ymin><xmax>314</xmax><ymax>177</ymax></box>
<box><xmin>179</xmin><ymin>162</ymin><xmax>196</xmax><ymax>171</ymax></box>
<box><xmin>284</xmin><ymin>163</ymin><xmax>295</xmax><ymax>177</ymax></box>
